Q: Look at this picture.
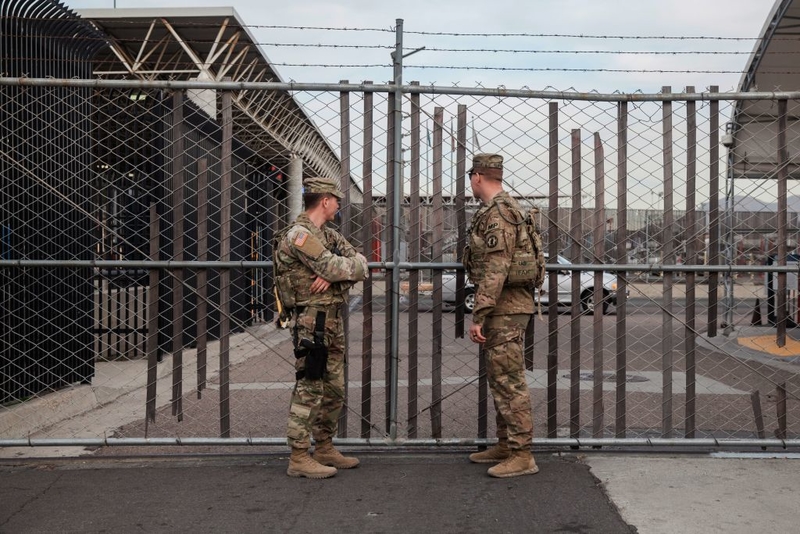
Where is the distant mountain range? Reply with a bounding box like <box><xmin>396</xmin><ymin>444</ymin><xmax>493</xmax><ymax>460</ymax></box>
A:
<box><xmin>720</xmin><ymin>196</ymin><xmax>800</xmax><ymax>212</ymax></box>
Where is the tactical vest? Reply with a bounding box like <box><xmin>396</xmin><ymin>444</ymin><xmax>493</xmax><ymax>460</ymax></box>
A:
<box><xmin>501</xmin><ymin>202</ymin><xmax>546</xmax><ymax>290</ymax></box>
<box><xmin>464</xmin><ymin>197</ymin><xmax>544</xmax><ymax>290</ymax></box>
<box><xmin>273</xmin><ymin>221</ymin><xmax>348</xmax><ymax>311</ymax></box>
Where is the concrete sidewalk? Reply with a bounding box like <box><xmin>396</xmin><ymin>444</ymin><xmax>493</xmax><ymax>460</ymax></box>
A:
<box><xmin>0</xmin><ymin>324</ymin><xmax>291</xmax><ymax>457</ymax></box>
<box><xmin>586</xmin><ymin>452</ymin><xmax>800</xmax><ymax>534</ymax></box>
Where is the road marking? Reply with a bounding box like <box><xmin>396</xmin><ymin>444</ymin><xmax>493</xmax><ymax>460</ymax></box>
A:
<box><xmin>528</xmin><ymin>369</ymin><xmax>744</xmax><ymax>395</ymax></box>
<box><xmin>738</xmin><ymin>335</ymin><xmax>800</xmax><ymax>357</ymax></box>
<box><xmin>211</xmin><ymin>370</ymin><xmax>744</xmax><ymax>395</ymax></box>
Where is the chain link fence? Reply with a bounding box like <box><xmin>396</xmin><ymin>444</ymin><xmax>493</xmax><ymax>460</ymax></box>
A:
<box><xmin>2</xmin><ymin>76</ymin><xmax>799</xmax><ymax>451</ymax></box>
<box><xmin>1</xmin><ymin>7</ymin><xmax>800</xmax><ymax>450</ymax></box>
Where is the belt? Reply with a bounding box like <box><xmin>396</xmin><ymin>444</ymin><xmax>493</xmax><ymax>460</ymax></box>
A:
<box><xmin>296</xmin><ymin>304</ymin><xmax>342</xmax><ymax>319</ymax></box>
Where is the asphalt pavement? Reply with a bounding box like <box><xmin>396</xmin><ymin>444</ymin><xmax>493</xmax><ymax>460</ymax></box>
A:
<box><xmin>1</xmin><ymin>451</ymin><xmax>634</xmax><ymax>534</ymax></box>
<box><xmin>4</xmin><ymin>449</ymin><xmax>800</xmax><ymax>533</ymax></box>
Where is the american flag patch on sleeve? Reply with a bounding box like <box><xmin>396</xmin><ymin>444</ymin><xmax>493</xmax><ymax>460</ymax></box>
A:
<box><xmin>294</xmin><ymin>232</ymin><xmax>308</xmax><ymax>247</ymax></box>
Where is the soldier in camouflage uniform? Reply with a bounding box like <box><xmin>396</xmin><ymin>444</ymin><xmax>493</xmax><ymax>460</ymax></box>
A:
<box><xmin>273</xmin><ymin>177</ymin><xmax>369</xmax><ymax>479</ymax></box>
<box><xmin>464</xmin><ymin>154</ymin><xmax>539</xmax><ymax>478</ymax></box>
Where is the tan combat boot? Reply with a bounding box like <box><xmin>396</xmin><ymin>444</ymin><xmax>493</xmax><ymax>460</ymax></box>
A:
<box><xmin>487</xmin><ymin>449</ymin><xmax>539</xmax><ymax>478</ymax></box>
<box><xmin>469</xmin><ymin>440</ymin><xmax>511</xmax><ymax>464</ymax></box>
<box><xmin>312</xmin><ymin>439</ymin><xmax>360</xmax><ymax>469</ymax></box>
<box><xmin>286</xmin><ymin>448</ymin><xmax>337</xmax><ymax>479</ymax></box>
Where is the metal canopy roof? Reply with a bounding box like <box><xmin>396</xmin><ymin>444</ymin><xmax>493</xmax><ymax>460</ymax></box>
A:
<box><xmin>730</xmin><ymin>0</ymin><xmax>800</xmax><ymax>179</ymax></box>
<box><xmin>78</xmin><ymin>7</ymin><xmax>352</xmax><ymax>193</ymax></box>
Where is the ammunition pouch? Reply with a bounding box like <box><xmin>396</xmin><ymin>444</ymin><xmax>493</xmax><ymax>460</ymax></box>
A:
<box><xmin>273</xmin><ymin>274</ymin><xmax>296</xmax><ymax>328</ymax></box>
<box><xmin>275</xmin><ymin>273</ymin><xmax>297</xmax><ymax>310</ymax></box>
<box><xmin>507</xmin><ymin>249</ymin><xmax>538</xmax><ymax>288</ymax></box>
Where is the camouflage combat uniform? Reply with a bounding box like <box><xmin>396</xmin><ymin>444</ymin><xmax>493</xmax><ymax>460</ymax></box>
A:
<box><xmin>274</xmin><ymin>212</ymin><xmax>368</xmax><ymax>450</ymax></box>
<box><xmin>466</xmin><ymin>190</ymin><xmax>535</xmax><ymax>451</ymax></box>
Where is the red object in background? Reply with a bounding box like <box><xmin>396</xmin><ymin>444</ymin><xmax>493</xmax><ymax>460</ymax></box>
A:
<box><xmin>371</xmin><ymin>218</ymin><xmax>382</xmax><ymax>270</ymax></box>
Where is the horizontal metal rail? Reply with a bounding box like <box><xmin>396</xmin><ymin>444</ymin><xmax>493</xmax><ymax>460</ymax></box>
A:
<box><xmin>2</xmin><ymin>437</ymin><xmax>799</xmax><ymax>449</ymax></box>
<box><xmin>0</xmin><ymin>259</ymin><xmax>797</xmax><ymax>274</ymax></box>
<box><xmin>3</xmin><ymin>76</ymin><xmax>800</xmax><ymax>102</ymax></box>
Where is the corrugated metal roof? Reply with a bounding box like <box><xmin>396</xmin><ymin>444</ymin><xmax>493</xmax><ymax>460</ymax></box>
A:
<box><xmin>78</xmin><ymin>7</ymin><xmax>359</xmax><ymax>198</ymax></box>
<box><xmin>730</xmin><ymin>0</ymin><xmax>800</xmax><ymax>179</ymax></box>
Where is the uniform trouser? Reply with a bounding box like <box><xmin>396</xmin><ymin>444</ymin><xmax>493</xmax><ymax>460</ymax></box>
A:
<box><xmin>483</xmin><ymin>313</ymin><xmax>534</xmax><ymax>450</ymax></box>
<box><xmin>286</xmin><ymin>309</ymin><xmax>346</xmax><ymax>450</ymax></box>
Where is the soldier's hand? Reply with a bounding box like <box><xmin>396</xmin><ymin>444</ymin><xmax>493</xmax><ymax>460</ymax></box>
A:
<box><xmin>355</xmin><ymin>253</ymin><xmax>369</xmax><ymax>280</ymax></box>
<box><xmin>310</xmin><ymin>275</ymin><xmax>331</xmax><ymax>294</ymax></box>
<box><xmin>469</xmin><ymin>323</ymin><xmax>486</xmax><ymax>344</ymax></box>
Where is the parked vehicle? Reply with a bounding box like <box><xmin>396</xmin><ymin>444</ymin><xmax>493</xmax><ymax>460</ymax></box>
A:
<box><xmin>442</xmin><ymin>254</ymin><xmax>619</xmax><ymax>314</ymax></box>
<box><xmin>440</xmin><ymin>272</ymin><xmax>477</xmax><ymax>312</ymax></box>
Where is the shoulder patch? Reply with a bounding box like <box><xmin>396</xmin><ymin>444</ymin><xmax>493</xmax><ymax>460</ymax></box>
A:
<box><xmin>287</xmin><ymin>226</ymin><xmax>326</xmax><ymax>259</ymax></box>
<box><xmin>294</xmin><ymin>232</ymin><xmax>309</xmax><ymax>247</ymax></box>
<box><xmin>486</xmin><ymin>235</ymin><xmax>498</xmax><ymax>248</ymax></box>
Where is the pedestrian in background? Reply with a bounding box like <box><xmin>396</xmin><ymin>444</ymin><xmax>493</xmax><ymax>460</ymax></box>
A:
<box><xmin>273</xmin><ymin>177</ymin><xmax>369</xmax><ymax>479</ymax></box>
<box><xmin>464</xmin><ymin>153</ymin><xmax>539</xmax><ymax>478</ymax></box>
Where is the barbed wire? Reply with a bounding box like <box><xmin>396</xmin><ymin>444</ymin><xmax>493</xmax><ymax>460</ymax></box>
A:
<box><xmin>1</xmin><ymin>58</ymin><xmax>772</xmax><ymax>74</ymax></box>
<box><xmin>404</xmin><ymin>31</ymin><xmax>766</xmax><ymax>40</ymax></box>
<box><xmin>271</xmin><ymin>62</ymin><xmax>799</xmax><ymax>74</ymax></box>
<box><xmin>2</xmin><ymin>18</ymin><xmax>785</xmax><ymax>41</ymax></box>
<box><xmin>245</xmin><ymin>25</ymin><xmax>775</xmax><ymax>41</ymax></box>
<box><xmin>259</xmin><ymin>43</ymin><xmax>792</xmax><ymax>55</ymax></box>
<box><xmin>3</xmin><ymin>18</ymin><xmax>782</xmax><ymax>75</ymax></box>
<box><xmin>0</xmin><ymin>32</ymin><xmax>774</xmax><ymax>56</ymax></box>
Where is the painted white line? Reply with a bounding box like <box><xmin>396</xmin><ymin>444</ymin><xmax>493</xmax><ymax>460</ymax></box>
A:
<box><xmin>711</xmin><ymin>452</ymin><xmax>800</xmax><ymax>459</ymax></box>
<box><xmin>527</xmin><ymin>369</ymin><xmax>745</xmax><ymax>395</ymax></box>
<box><xmin>209</xmin><ymin>369</ymin><xmax>745</xmax><ymax>395</ymax></box>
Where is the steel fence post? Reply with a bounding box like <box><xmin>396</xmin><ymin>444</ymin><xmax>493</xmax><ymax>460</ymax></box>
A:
<box><xmin>389</xmin><ymin>19</ymin><xmax>404</xmax><ymax>442</ymax></box>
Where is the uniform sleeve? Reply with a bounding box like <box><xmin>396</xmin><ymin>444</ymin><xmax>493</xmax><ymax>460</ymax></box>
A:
<box><xmin>286</xmin><ymin>226</ymin><xmax>366</xmax><ymax>283</ymax></box>
<box><xmin>329</xmin><ymin>231</ymin><xmax>369</xmax><ymax>281</ymax></box>
<box><xmin>471</xmin><ymin>211</ymin><xmax>515</xmax><ymax>325</ymax></box>
<box><xmin>329</xmin><ymin>230</ymin><xmax>357</xmax><ymax>258</ymax></box>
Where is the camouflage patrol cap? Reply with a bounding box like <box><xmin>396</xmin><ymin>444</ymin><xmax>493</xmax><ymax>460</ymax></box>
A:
<box><xmin>303</xmin><ymin>176</ymin><xmax>343</xmax><ymax>198</ymax></box>
<box><xmin>468</xmin><ymin>153</ymin><xmax>503</xmax><ymax>175</ymax></box>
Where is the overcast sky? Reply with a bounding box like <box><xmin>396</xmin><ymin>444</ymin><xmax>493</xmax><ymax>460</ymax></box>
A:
<box><xmin>66</xmin><ymin>0</ymin><xmax>778</xmax><ymax>93</ymax></box>
<box><xmin>62</xmin><ymin>0</ymin><xmax>792</xmax><ymax>208</ymax></box>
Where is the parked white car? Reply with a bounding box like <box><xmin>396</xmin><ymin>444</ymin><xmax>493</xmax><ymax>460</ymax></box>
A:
<box><xmin>442</xmin><ymin>254</ymin><xmax>620</xmax><ymax>314</ymax></box>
